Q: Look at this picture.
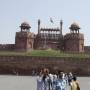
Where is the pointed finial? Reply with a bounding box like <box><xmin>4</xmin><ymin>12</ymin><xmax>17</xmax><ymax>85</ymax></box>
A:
<box><xmin>60</xmin><ymin>19</ymin><xmax>63</xmax><ymax>24</ymax></box>
<box><xmin>38</xmin><ymin>19</ymin><xmax>41</xmax><ymax>34</ymax></box>
<box><xmin>38</xmin><ymin>19</ymin><xmax>40</xmax><ymax>25</ymax></box>
<box><xmin>60</xmin><ymin>19</ymin><xmax>63</xmax><ymax>35</ymax></box>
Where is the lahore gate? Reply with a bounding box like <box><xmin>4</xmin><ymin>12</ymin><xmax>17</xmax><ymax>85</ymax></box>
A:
<box><xmin>0</xmin><ymin>19</ymin><xmax>90</xmax><ymax>52</ymax></box>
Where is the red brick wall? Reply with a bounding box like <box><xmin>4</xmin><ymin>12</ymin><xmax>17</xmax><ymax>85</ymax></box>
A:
<box><xmin>64</xmin><ymin>33</ymin><xmax>84</xmax><ymax>52</ymax></box>
<box><xmin>0</xmin><ymin>44</ymin><xmax>15</xmax><ymax>51</ymax></box>
<box><xmin>15</xmin><ymin>32</ymin><xmax>34</xmax><ymax>51</ymax></box>
<box><xmin>0</xmin><ymin>56</ymin><xmax>89</xmax><ymax>76</ymax></box>
<box><xmin>84</xmin><ymin>46</ymin><xmax>90</xmax><ymax>53</ymax></box>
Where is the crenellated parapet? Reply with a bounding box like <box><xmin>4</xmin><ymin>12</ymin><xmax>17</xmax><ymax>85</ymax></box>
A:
<box><xmin>64</xmin><ymin>33</ymin><xmax>84</xmax><ymax>40</ymax></box>
<box><xmin>64</xmin><ymin>33</ymin><xmax>84</xmax><ymax>52</ymax></box>
<box><xmin>16</xmin><ymin>32</ymin><xmax>34</xmax><ymax>39</ymax></box>
<box><xmin>0</xmin><ymin>44</ymin><xmax>15</xmax><ymax>51</ymax></box>
<box><xmin>40</xmin><ymin>28</ymin><xmax>60</xmax><ymax>31</ymax></box>
<box><xmin>84</xmin><ymin>46</ymin><xmax>90</xmax><ymax>52</ymax></box>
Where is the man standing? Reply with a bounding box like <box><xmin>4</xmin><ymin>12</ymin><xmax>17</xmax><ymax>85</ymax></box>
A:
<box><xmin>55</xmin><ymin>71</ymin><xmax>66</xmax><ymax>90</ymax></box>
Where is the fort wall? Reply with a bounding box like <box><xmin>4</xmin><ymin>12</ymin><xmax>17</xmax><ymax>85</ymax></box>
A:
<box><xmin>0</xmin><ymin>44</ymin><xmax>15</xmax><ymax>51</ymax></box>
<box><xmin>84</xmin><ymin>46</ymin><xmax>90</xmax><ymax>53</ymax></box>
<box><xmin>0</xmin><ymin>56</ymin><xmax>90</xmax><ymax>76</ymax></box>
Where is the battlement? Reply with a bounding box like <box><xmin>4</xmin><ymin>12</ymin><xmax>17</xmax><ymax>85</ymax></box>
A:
<box><xmin>40</xmin><ymin>28</ymin><xmax>60</xmax><ymax>31</ymax></box>
<box><xmin>15</xmin><ymin>31</ymin><xmax>34</xmax><ymax>51</ymax></box>
<box><xmin>0</xmin><ymin>44</ymin><xmax>15</xmax><ymax>51</ymax></box>
<box><xmin>38</xmin><ymin>33</ymin><xmax>63</xmax><ymax>40</ymax></box>
<box><xmin>84</xmin><ymin>46</ymin><xmax>90</xmax><ymax>52</ymax></box>
<box><xmin>16</xmin><ymin>32</ymin><xmax>34</xmax><ymax>38</ymax></box>
<box><xmin>64</xmin><ymin>33</ymin><xmax>84</xmax><ymax>40</ymax></box>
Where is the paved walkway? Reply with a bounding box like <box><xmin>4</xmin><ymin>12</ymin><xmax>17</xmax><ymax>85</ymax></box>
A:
<box><xmin>0</xmin><ymin>75</ymin><xmax>90</xmax><ymax>90</ymax></box>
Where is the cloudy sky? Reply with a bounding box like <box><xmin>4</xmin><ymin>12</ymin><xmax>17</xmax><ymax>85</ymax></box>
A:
<box><xmin>0</xmin><ymin>0</ymin><xmax>90</xmax><ymax>45</ymax></box>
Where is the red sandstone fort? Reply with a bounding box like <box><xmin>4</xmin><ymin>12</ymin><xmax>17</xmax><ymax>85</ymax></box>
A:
<box><xmin>0</xmin><ymin>19</ymin><xmax>90</xmax><ymax>52</ymax></box>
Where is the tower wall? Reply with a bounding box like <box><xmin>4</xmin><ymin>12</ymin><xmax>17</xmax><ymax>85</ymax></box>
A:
<box><xmin>15</xmin><ymin>32</ymin><xmax>34</xmax><ymax>51</ymax></box>
<box><xmin>64</xmin><ymin>33</ymin><xmax>84</xmax><ymax>52</ymax></box>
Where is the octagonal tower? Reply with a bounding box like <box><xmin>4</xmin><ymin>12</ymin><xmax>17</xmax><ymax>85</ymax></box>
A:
<box><xmin>15</xmin><ymin>22</ymin><xmax>34</xmax><ymax>51</ymax></box>
<box><xmin>64</xmin><ymin>22</ymin><xmax>84</xmax><ymax>52</ymax></box>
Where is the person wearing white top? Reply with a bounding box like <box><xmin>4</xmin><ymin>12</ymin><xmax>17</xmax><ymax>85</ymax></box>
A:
<box><xmin>37</xmin><ymin>68</ymin><xmax>52</xmax><ymax>90</ymax></box>
<box><xmin>37</xmin><ymin>70</ymin><xmax>43</xmax><ymax>90</ymax></box>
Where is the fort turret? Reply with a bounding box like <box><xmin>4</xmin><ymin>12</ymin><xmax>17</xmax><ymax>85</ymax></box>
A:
<box><xmin>20</xmin><ymin>22</ymin><xmax>31</xmax><ymax>32</ymax></box>
<box><xmin>69</xmin><ymin>22</ymin><xmax>80</xmax><ymax>34</ymax></box>
<box><xmin>15</xmin><ymin>22</ymin><xmax>34</xmax><ymax>51</ymax></box>
<box><xmin>64</xmin><ymin>22</ymin><xmax>84</xmax><ymax>52</ymax></box>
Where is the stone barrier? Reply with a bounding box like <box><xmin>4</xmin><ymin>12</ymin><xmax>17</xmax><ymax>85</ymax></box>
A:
<box><xmin>0</xmin><ymin>56</ymin><xmax>90</xmax><ymax>76</ymax></box>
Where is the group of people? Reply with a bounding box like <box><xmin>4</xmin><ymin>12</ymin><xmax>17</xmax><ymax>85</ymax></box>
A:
<box><xmin>37</xmin><ymin>68</ymin><xmax>80</xmax><ymax>90</ymax></box>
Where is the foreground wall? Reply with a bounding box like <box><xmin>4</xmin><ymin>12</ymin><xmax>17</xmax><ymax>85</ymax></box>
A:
<box><xmin>0</xmin><ymin>56</ymin><xmax>90</xmax><ymax>76</ymax></box>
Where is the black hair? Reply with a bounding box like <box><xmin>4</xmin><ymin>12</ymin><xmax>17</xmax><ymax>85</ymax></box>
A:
<box><xmin>72</xmin><ymin>76</ymin><xmax>77</xmax><ymax>81</ymax></box>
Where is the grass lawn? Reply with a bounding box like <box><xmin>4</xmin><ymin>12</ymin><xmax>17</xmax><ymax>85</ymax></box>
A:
<box><xmin>0</xmin><ymin>50</ymin><xmax>90</xmax><ymax>58</ymax></box>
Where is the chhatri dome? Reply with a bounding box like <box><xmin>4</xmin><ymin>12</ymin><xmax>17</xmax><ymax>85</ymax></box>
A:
<box><xmin>20</xmin><ymin>22</ymin><xmax>30</xmax><ymax>28</ymax></box>
<box><xmin>69</xmin><ymin>22</ymin><xmax>80</xmax><ymax>30</ymax></box>
<box><xmin>20</xmin><ymin>22</ymin><xmax>31</xmax><ymax>30</ymax></box>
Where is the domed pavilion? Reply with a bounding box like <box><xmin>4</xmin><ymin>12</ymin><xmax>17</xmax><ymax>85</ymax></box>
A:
<box><xmin>20</xmin><ymin>22</ymin><xmax>31</xmax><ymax>32</ymax></box>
